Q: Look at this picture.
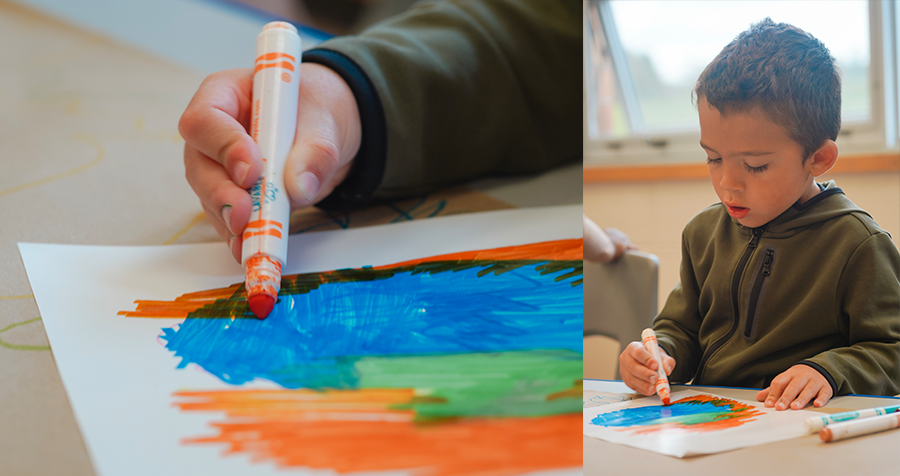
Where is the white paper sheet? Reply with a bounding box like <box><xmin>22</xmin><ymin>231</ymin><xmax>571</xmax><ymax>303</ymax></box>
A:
<box><xmin>583</xmin><ymin>389</ymin><xmax>816</xmax><ymax>457</ymax></box>
<box><xmin>19</xmin><ymin>205</ymin><xmax>583</xmax><ymax>476</ymax></box>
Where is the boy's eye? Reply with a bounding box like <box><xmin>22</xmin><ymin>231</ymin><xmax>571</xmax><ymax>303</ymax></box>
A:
<box><xmin>706</xmin><ymin>157</ymin><xmax>721</xmax><ymax>165</ymax></box>
<box><xmin>745</xmin><ymin>163</ymin><xmax>768</xmax><ymax>173</ymax></box>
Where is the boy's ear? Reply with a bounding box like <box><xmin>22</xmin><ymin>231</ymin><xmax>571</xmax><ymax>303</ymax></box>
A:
<box><xmin>807</xmin><ymin>140</ymin><xmax>838</xmax><ymax>177</ymax></box>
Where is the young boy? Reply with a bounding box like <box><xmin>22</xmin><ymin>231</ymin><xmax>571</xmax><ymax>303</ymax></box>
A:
<box><xmin>619</xmin><ymin>18</ymin><xmax>900</xmax><ymax>410</ymax></box>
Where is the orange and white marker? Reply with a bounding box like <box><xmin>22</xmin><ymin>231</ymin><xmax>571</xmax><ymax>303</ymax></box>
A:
<box><xmin>819</xmin><ymin>412</ymin><xmax>900</xmax><ymax>442</ymax></box>
<box><xmin>642</xmin><ymin>328</ymin><xmax>671</xmax><ymax>405</ymax></box>
<box><xmin>242</xmin><ymin>21</ymin><xmax>301</xmax><ymax>319</ymax></box>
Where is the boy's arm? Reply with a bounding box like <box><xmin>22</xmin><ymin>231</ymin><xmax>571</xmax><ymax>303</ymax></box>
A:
<box><xmin>652</xmin><ymin>231</ymin><xmax>705</xmax><ymax>384</ymax></box>
<box><xmin>306</xmin><ymin>0</ymin><xmax>581</xmax><ymax>209</ymax></box>
<box><xmin>802</xmin><ymin>232</ymin><xmax>900</xmax><ymax>396</ymax></box>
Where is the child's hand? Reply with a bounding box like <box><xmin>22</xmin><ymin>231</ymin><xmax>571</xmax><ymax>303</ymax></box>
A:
<box><xmin>619</xmin><ymin>341</ymin><xmax>676</xmax><ymax>396</ymax></box>
<box><xmin>179</xmin><ymin>64</ymin><xmax>362</xmax><ymax>262</ymax></box>
<box><xmin>755</xmin><ymin>365</ymin><xmax>833</xmax><ymax>410</ymax></box>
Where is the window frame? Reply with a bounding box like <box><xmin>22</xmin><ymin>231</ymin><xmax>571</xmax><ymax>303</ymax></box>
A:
<box><xmin>583</xmin><ymin>0</ymin><xmax>900</xmax><ymax>166</ymax></box>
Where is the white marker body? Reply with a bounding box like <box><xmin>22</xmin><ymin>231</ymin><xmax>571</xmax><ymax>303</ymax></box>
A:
<box><xmin>820</xmin><ymin>412</ymin><xmax>900</xmax><ymax>442</ymax></box>
<box><xmin>242</xmin><ymin>22</ymin><xmax>301</xmax><ymax>298</ymax></box>
<box><xmin>641</xmin><ymin>328</ymin><xmax>671</xmax><ymax>404</ymax></box>
<box><xmin>805</xmin><ymin>405</ymin><xmax>900</xmax><ymax>433</ymax></box>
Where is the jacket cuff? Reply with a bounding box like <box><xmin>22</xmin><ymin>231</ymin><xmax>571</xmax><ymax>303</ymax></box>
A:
<box><xmin>798</xmin><ymin>360</ymin><xmax>839</xmax><ymax>396</ymax></box>
<box><xmin>302</xmin><ymin>48</ymin><xmax>387</xmax><ymax>210</ymax></box>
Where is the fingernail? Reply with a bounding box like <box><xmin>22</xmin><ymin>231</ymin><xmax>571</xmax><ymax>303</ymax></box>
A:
<box><xmin>221</xmin><ymin>205</ymin><xmax>233</xmax><ymax>234</ymax></box>
<box><xmin>765</xmin><ymin>398</ymin><xmax>775</xmax><ymax>407</ymax></box>
<box><xmin>296</xmin><ymin>171</ymin><xmax>319</xmax><ymax>203</ymax></box>
<box><xmin>233</xmin><ymin>161</ymin><xmax>250</xmax><ymax>187</ymax></box>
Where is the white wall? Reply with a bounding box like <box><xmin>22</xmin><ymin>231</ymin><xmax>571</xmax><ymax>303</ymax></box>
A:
<box><xmin>584</xmin><ymin>171</ymin><xmax>900</xmax><ymax>315</ymax></box>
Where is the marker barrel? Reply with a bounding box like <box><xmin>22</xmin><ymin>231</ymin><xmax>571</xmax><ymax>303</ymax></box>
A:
<box><xmin>805</xmin><ymin>405</ymin><xmax>900</xmax><ymax>433</ymax></box>
<box><xmin>641</xmin><ymin>328</ymin><xmax>671</xmax><ymax>405</ymax></box>
<box><xmin>242</xmin><ymin>21</ymin><xmax>301</xmax><ymax>317</ymax></box>
<box><xmin>819</xmin><ymin>412</ymin><xmax>900</xmax><ymax>443</ymax></box>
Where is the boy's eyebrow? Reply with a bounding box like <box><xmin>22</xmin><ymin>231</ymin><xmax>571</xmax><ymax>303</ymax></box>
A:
<box><xmin>699</xmin><ymin>142</ymin><xmax>774</xmax><ymax>157</ymax></box>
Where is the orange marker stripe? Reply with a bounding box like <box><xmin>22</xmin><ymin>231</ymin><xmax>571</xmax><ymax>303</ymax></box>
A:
<box><xmin>255</xmin><ymin>52</ymin><xmax>296</xmax><ymax>63</ymax></box>
<box><xmin>243</xmin><ymin>229</ymin><xmax>283</xmax><ymax>239</ymax></box>
<box><xmin>254</xmin><ymin>61</ymin><xmax>294</xmax><ymax>74</ymax></box>
<box><xmin>245</xmin><ymin>220</ymin><xmax>284</xmax><ymax>230</ymax></box>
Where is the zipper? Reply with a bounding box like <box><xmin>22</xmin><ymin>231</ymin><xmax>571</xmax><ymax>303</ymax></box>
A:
<box><xmin>694</xmin><ymin>227</ymin><xmax>763</xmax><ymax>383</ymax></box>
<box><xmin>744</xmin><ymin>249</ymin><xmax>775</xmax><ymax>339</ymax></box>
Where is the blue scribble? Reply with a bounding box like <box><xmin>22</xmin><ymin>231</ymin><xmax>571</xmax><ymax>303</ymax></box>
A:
<box><xmin>591</xmin><ymin>401</ymin><xmax>725</xmax><ymax>427</ymax></box>
<box><xmin>161</xmin><ymin>264</ymin><xmax>582</xmax><ymax>389</ymax></box>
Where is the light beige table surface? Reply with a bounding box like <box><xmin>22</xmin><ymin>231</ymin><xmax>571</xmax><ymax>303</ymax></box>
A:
<box><xmin>0</xmin><ymin>2</ymin><xmax>580</xmax><ymax>474</ymax></box>
<box><xmin>584</xmin><ymin>380</ymin><xmax>900</xmax><ymax>476</ymax></box>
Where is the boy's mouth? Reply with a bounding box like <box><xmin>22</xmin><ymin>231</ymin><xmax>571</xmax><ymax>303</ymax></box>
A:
<box><xmin>725</xmin><ymin>203</ymin><xmax>750</xmax><ymax>219</ymax></box>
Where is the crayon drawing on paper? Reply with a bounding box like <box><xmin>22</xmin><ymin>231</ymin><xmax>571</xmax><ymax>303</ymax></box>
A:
<box><xmin>119</xmin><ymin>238</ymin><xmax>583</xmax><ymax>475</ymax></box>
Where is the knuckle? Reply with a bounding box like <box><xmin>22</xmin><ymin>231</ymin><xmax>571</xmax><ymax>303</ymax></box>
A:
<box><xmin>178</xmin><ymin>107</ymin><xmax>202</xmax><ymax>141</ymax></box>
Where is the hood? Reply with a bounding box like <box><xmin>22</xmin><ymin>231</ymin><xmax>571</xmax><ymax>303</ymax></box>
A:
<box><xmin>762</xmin><ymin>180</ymin><xmax>870</xmax><ymax>234</ymax></box>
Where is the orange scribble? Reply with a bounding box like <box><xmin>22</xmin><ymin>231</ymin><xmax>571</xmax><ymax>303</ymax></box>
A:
<box><xmin>374</xmin><ymin>238</ymin><xmax>583</xmax><ymax>270</ymax></box>
<box><xmin>118</xmin><ymin>240</ymin><xmax>582</xmax><ymax>319</ymax></box>
<box><xmin>547</xmin><ymin>380</ymin><xmax>582</xmax><ymax>401</ymax></box>
<box><xmin>174</xmin><ymin>388</ymin><xmax>419</xmax><ymax>421</ymax></box>
<box><xmin>177</xmin><ymin>387</ymin><xmax>580</xmax><ymax>476</ymax></box>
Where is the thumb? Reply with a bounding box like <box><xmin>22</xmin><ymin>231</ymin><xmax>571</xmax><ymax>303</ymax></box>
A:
<box><xmin>284</xmin><ymin>137</ymin><xmax>344</xmax><ymax>209</ymax></box>
<box><xmin>663</xmin><ymin>355</ymin><xmax>676</xmax><ymax>375</ymax></box>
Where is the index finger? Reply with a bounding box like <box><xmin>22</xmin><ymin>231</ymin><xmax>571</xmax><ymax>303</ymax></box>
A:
<box><xmin>178</xmin><ymin>68</ymin><xmax>261</xmax><ymax>189</ymax></box>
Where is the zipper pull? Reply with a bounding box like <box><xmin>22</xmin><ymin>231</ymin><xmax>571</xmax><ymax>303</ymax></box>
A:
<box><xmin>748</xmin><ymin>228</ymin><xmax>762</xmax><ymax>248</ymax></box>
<box><xmin>762</xmin><ymin>249</ymin><xmax>774</xmax><ymax>276</ymax></box>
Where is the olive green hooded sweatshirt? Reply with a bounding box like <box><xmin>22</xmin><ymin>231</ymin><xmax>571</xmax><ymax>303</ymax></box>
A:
<box><xmin>304</xmin><ymin>0</ymin><xmax>580</xmax><ymax>208</ymax></box>
<box><xmin>654</xmin><ymin>181</ymin><xmax>900</xmax><ymax>396</ymax></box>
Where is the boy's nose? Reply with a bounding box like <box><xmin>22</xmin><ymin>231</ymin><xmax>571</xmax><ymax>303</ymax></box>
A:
<box><xmin>718</xmin><ymin>167</ymin><xmax>743</xmax><ymax>192</ymax></box>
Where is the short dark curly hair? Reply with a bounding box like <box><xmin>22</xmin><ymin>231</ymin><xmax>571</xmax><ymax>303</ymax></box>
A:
<box><xmin>693</xmin><ymin>18</ymin><xmax>841</xmax><ymax>162</ymax></box>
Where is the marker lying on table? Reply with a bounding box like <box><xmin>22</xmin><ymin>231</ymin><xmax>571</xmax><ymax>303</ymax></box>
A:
<box><xmin>819</xmin><ymin>411</ymin><xmax>900</xmax><ymax>443</ymax></box>
<box><xmin>641</xmin><ymin>328</ymin><xmax>671</xmax><ymax>405</ymax></box>
<box><xmin>242</xmin><ymin>21</ymin><xmax>301</xmax><ymax>319</ymax></box>
<box><xmin>805</xmin><ymin>404</ymin><xmax>900</xmax><ymax>433</ymax></box>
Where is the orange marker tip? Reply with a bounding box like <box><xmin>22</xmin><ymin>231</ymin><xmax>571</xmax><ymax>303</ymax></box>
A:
<box><xmin>662</xmin><ymin>398</ymin><xmax>671</xmax><ymax>406</ymax></box>
<box><xmin>819</xmin><ymin>427</ymin><xmax>833</xmax><ymax>443</ymax></box>
<box><xmin>248</xmin><ymin>294</ymin><xmax>275</xmax><ymax>319</ymax></box>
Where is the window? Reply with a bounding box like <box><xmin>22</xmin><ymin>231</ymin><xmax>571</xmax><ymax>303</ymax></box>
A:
<box><xmin>584</xmin><ymin>0</ymin><xmax>900</xmax><ymax>165</ymax></box>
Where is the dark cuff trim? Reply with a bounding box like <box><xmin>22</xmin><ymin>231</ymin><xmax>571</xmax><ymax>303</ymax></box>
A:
<box><xmin>798</xmin><ymin>360</ymin><xmax>839</xmax><ymax>396</ymax></box>
<box><xmin>303</xmin><ymin>48</ymin><xmax>387</xmax><ymax>211</ymax></box>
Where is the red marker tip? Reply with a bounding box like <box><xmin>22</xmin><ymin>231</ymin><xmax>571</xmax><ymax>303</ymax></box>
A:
<box><xmin>662</xmin><ymin>398</ymin><xmax>671</xmax><ymax>406</ymax></box>
<box><xmin>248</xmin><ymin>294</ymin><xmax>275</xmax><ymax>319</ymax></box>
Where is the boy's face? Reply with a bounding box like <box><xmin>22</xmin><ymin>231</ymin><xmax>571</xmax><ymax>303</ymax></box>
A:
<box><xmin>698</xmin><ymin>97</ymin><xmax>820</xmax><ymax>228</ymax></box>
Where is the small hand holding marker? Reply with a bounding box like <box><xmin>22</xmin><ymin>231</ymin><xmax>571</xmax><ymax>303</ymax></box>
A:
<box><xmin>755</xmin><ymin>364</ymin><xmax>833</xmax><ymax>410</ymax></box>
<box><xmin>179</xmin><ymin>40</ymin><xmax>362</xmax><ymax>265</ymax></box>
<box><xmin>619</xmin><ymin>329</ymin><xmax>676</xmax><ymax>402</ymax></box>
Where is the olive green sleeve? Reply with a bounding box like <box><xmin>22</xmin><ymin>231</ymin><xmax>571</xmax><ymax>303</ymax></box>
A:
<box><xmin>313</xmin><ymin>0</ymin><xmax>581</xmax><ymax>200</ymax></box>
<box><xmin>805</xmin><ymin>232</ymin><xmax>900</xmax><ymax>396</ymax></box>
<box><xmin>653</xmin><ymin>231</ymin><xmax>705</xmax><ymax>384</ymax></box>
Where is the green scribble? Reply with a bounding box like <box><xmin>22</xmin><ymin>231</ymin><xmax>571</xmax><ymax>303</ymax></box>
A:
<box><xmin>355</xmin><ymin>349</ymin><xmax>583</xmax><ymax>420</ymax></box>
<box><xmin>0</xmin><ymin>317</ymin><xmax>50</xmax><ymax>351</ymax></box>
